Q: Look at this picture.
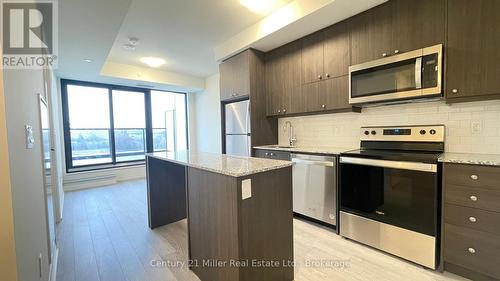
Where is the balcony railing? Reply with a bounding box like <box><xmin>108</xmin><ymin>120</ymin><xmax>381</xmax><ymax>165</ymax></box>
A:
<box><xmin>69</xmin><ymin>128</ymin><xmax>167</xmax><ymax>166</ymax></box>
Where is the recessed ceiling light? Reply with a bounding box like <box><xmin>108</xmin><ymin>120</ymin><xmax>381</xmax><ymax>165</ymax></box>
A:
<box><xmin>140</xmin><ymin>57</ymin><xmax>166</xmax><ymax>68</ymax></box>
<box><xmin>128</xmin><ymin>37</ymin><xmax>139</xmax><ymax>45</ymax></box>
<box><xmin>122</xmin><ymin>44</ymin><xmax>136</xmax><ymax>51</ymax></box>
<box><xmin>239</xmin><ymin>0</ymin><xmax>279</xmax><ymax>14</ymax></box>
<box><xmin>83</xmin><ymin>59</ymin><xmax>92</xmax><ymax>63</ymax></box>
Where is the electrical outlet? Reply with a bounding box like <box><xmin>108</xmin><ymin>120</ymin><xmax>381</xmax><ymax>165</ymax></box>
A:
<box><xmin>471</xmin><ymin>121</ymin><xmax>482</xmax><ymax>135</ymax></box>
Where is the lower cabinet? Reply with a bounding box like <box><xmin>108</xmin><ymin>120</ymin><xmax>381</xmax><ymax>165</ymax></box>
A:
<box><xmin>443</xmin><ymin>163</ymin><xmax>500</xmax><ymax>281</ymax></box>
<box><xmin>254</xmin><ymin>149</ymin><xmax>291</xmax><ymax>161</ymax></box>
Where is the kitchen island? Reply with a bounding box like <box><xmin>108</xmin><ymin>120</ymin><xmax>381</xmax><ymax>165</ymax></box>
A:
<box><xmin>146</xmin><ymin>150</ymin><xmax>294</xmax><ymax>281</ymax></box>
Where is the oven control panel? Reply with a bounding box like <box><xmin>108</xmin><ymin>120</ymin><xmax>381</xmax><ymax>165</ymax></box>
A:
<box><xmin>360</xmin><ymin>125</ymin><xmax>445</xmax><ymax>142</ymax></box>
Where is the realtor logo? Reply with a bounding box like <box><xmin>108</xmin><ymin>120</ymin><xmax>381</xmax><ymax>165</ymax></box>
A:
<box><xmin>1</xmin><ymin>0</ymin><xmax>58</xmax><ymax>69</ymax></box>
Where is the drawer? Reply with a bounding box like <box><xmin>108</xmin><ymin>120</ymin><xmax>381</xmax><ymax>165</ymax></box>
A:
<box><xmin>444</xmin><ymin>223</ymin><xmax>500</xmax><ymax>279</ymax></box>
<box><xmin>445</xmin><ymin>204</ymin><xmax>500</xmax><ymax>236</ymax></box>
<box><xmin>254</xmin><ymin>149</ymin><xmax>290</xmax><ymax>161</ymax></box>
<box><xmin>445</xmin><ymin>163</ymin><xmax>500</xmax><ymax>189</ymax></box>
<box><xmin>445</xmin><ymin>184</ymin><xmax>500</xmax><ymax>213</ymax></box>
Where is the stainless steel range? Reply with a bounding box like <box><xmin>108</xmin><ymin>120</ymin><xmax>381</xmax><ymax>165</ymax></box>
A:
<box><xmin>339</xmin><ymin>125</ymin><xmax>445</xmax><ymax>269</ymax></box>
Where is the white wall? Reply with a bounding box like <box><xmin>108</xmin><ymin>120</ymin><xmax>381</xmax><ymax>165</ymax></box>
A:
<box><xmin>278</xmin><ymin>99</ymin><xmax>500</xmax><ymax>154</ymax></box>
<box><xmin>189</xmin><ymin>74</ymin><xmax>222</xmax><ymax>153</ymax></box>
<box><xmin>3</xmin><ymin>69</ymin><xmax>50</xmax><ymax>281</ymax></box>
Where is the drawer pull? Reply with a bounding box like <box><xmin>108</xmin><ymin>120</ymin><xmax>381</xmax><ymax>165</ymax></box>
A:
<box><xmin>468</xmin><ymin>247</ymin><xmax>476</xmax><ymax>254</ymax></box>
<box><xmin>469</xmin><ymin>216</ymin><xmax>477</xmax><ymax>223</ymax></box>
<box><xmin>265</xmin><ymin>152</ymin><xmax>269</xmax><ymax>156</ymax></box>
<box><xmin>471</xmin><ymin>174</ymin><xmax>479</xmax><ymax>180</ymax></box>
<box><xmin>469</xmin><ymin>195</ymin><xmax>478</xmax><ymax>201</ymax></box>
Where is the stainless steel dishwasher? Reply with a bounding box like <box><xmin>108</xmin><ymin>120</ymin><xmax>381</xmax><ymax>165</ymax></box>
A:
<box><xmin>291</xmin><ymin>153</ymin><xmax>336</xmax><ymax>226</ymax></box>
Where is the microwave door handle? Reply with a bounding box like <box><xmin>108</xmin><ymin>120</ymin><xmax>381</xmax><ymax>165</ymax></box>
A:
<box><xmin>415</xmin><ymin>57</ymin><xmax>422</xmax><ymax>89</ymax></box>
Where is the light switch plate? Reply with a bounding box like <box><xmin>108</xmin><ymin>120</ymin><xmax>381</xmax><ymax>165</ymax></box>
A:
<box><xmin>242</xmin><ymin>179</ymin><xmax>252</xmax><ymax>200</ymax></box>
<box><xmin>25</xmin><ymin>125</ymin><xmax>34</xmax><ymax>149</ymax></box>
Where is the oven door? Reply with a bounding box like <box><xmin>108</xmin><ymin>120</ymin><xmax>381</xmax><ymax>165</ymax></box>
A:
<box><xmin>349</xmin><ymin>44</ymin><xmax>442</xmax><ymax>104</ymax></box>
<box><xmin>340</xmin><ymin>157</ymin><xmax>439</xmax><ymax>236</ymax></box>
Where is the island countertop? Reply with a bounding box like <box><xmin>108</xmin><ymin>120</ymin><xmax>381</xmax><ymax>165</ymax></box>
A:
<box><xmin>146</xmin><ymin>150</ymin><xmax>293</xmax><ymax>177</ymax></box>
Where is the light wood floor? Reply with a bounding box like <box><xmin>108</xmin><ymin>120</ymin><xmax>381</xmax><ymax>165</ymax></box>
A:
<box><xmin>56</xmin><ymin>179</ymin><xmax>469</xmax><ymax>281</ymax></box>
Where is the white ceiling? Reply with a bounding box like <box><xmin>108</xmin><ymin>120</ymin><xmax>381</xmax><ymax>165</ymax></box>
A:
<box><xmin>107</xmin><ymin>0</ymin><xmax>292</xmax><ymax>78</ymax></box>
<box><xmin>56</xmin><ymin>0</ymin><xmax>385</xmax><ymax>92</ymax></box>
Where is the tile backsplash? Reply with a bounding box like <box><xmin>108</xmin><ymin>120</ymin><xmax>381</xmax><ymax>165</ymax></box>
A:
<box><xmin>278</xmin><ymin>100</ymin><xmax>500</xmax><ymax>154</ymax></box>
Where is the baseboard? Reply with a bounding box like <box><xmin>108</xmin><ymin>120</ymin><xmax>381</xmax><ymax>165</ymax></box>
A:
<box><xmin>63</xmin><ymin>176</ymin><xmax>117</xmax><ymax>192</ymax></box>
<box><xmin>49</xmin><ymin>247</ymin><xmax>59</xmax><ymax>281</ymax></box>
<box><xmin>63</xmin><ymin>166</ymin><xmax>146</xmax><ymax>192</ymax></box>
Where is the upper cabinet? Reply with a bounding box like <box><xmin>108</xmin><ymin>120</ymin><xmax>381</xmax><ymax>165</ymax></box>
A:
<box><xmin>301</xmin><ymin>32</ymin><xmax>324</xmax><ymax>84</ymax></box>
<box><xmin>350</xmin><ymin>2</ymin><xmax>393</xmax><ymax>65</ymax></box>
<box><xmin>391</xmin><ymin>0</ymin><xmax>445</xmax><ymax>54</ymax></box>
<box><xmin>350</xmin><ymin>0</ymin><xmax>445</xmax><ymax>65</ymax></box>
<box><xmin>446</xmin><ymin>0</ymin><xmax>500</xmax><ymax>101</ymax></box>
<box><xmin>219</xmin><ymin>51</ymin><xmax>250</xmax><ymax>101</ymax></box>
<box><xmin>324</xmin><ymin>20</ymin><xmax>351</xmax><ymax>78</ymax></box>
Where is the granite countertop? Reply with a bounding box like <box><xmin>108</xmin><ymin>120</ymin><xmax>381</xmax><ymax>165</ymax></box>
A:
<box><xmin>253</xmin><ymin>145</ymin><xmax>355</xmax><ymax>155</ymax></box>
<box><xmin>146</xmin><ymin>150</ymin><xmax>293</xmax><ymax>177</ymax></box>
<box><xmin>438</xmin><ymin>152</ymin><xmax>500</xmax><ymax>167</ymax></box>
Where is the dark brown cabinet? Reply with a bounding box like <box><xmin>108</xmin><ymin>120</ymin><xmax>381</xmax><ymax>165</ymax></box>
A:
<box><xmin>391</xmin><ymin>0</ymin><xmax>445</xmax><ymax>54</ymax></box>
<box><xmin>254</xmin><ymin>149</ymin><xmax>291</xmax><ymax>161</ymax></box>
<box><xmin>446</xmin><ymin>0</ymin><xmax>500</xmax><ymax>102</ymax></box>
<box><xmin>301</xmin><ymin>31</ymin><xmax>324</xmax><ymax>84</ymax></box>
<box><xmin>443</xmin><ymin>163</ymin><xmax>500</xmax><ymax>281</ymax></box>
<box><xmin>300</xmin><ymin>75</ymin><xmax>351</xmax><ymax>113</ymax></box>
<box><xmin>324</xmin><ymin>21</ymin><xmax>351</xmax><ymax>78</ymax></box>
<box><xmin>350</xmin><ymin>0</ymin><xmax>445</xmax><ymax>66</ymax></box>
<box><xmin>301</xmin><ymin>20</ymin><xmax>351</xmax><ymax>84</ymax></box>
<box><xmin>219</xmin><ymin>51</ymin><xmax>250</xmax><ymax>101</ymax></box>
<box><xmin>350</xmin><ymin>1</ymin><xmax>393</xmax><ymax>65</ymax></box>
<box><xmin>265</xmin><ymin>41</ymin><xmax>301</xmax><ymax>116</ymax></box>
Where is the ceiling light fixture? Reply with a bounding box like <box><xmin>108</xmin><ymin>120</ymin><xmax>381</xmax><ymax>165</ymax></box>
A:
<box><xmin>140</xmin><ymin>57</ymin><xmax>166</xmax><ymax>68</ymax></box>
<box><xmin>128</xmin><ymin>37</ymin><xmax>139</xmax><ymax>45</ymax></box>
<box><xmin>239</xmin><ymin>0</ymin><xmax>279</xmax><ymax>14</ymax></box>
<box><xmin>83</xmin><ymin>59</ymin><xmax>92</xmax><ymax>63</ymax></box>
<box><xmin>122</xmin><ymin>44</ymin><xmax>136</xmax><ymax>51</ymax></box>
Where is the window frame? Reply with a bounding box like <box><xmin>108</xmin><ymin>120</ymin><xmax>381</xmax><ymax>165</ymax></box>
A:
<box><xmin>61</xmin><ymin>79</ymin><xmax>188</xmax><ymax>173</ymax></box>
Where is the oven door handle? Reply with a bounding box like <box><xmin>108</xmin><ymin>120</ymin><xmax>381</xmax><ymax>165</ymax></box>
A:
<box><xmin>340</xmin><ymin>157</ymin><xmax>437</xmax><ymax>173</ymax></box>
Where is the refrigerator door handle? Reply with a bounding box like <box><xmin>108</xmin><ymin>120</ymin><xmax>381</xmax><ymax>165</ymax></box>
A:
<box><xmin>246</xmin><ymin>101</ymin><xmax>251</xmax><ymax>133</ymax></box>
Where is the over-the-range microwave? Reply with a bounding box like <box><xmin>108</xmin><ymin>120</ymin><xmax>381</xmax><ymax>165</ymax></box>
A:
<box><xmin>349</xmin><ymin>44</ymin><xmax>442</xmax><ymax>105</ymax></box>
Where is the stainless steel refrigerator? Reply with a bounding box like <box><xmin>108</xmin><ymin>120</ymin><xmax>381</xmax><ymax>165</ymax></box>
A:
<box><xmin>224</xmin><ymin>100</ymin><xmax>251</xmax><ymax>157</ymax></box>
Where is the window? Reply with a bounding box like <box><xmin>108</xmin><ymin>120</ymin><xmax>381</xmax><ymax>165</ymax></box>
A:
<box><xmin>112</xmin><ymin>90</ymin><xmax>146</xmax><ymax>162</ymax></box>
<box><xmin>66</xmin><ymin>85</ymin><xmax>112</xmax><ymax>166</ymax></box>
<box><xmin>151</xmin><ymin>90</ymin><xmax>187</xmax><ymax>151</ymax></box>
<box><xmin>61</xmin><ymin>80</ymin><xmax>188</xmax><ymax>172</ymax></box>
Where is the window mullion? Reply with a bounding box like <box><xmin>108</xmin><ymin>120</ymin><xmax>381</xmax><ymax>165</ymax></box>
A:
<box><xmin>145</xmin><ymin>90</ymin><xmax>153</xmax><ymax>153</ymax></box>
<box><xmin>108</xmin><ymin>88</ymin><xmax>117</xmax><ymax>164</ymax></box>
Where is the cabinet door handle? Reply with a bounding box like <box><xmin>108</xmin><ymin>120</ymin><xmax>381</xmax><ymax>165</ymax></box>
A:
<box><xmin>382</xmin><ymin>52</ymin><xmax>388</xmax><ymax>57</ymax></box>
<box><xmin>278</xmin><ymin>109</ymin><xmax>281</xmax><ymax>114</ymax></box>
<box><xmin>322</xmin><ymin>104</ymin><xmax>326</xmax><ymax>109</ymax></box>
<box><xmin>471</xmin><ymin>174</ymin><xmax>479</xmax><ymax>180</ymax></box>
<box><xmin>318</xmin><ymin>75</ymin><xmax>322</xmax><ymax>80</ymax></box>
<box><xmin>394</xmin><ymin>49</ymin><xmax>400</xmax><ymax>54</ymax></box>
<box><xmin>325</xmin><ymin>73</ymin><xmax>330</xmax><ymax>78</ymax></box>
<box><xmin>468</xmin><ymin>247</ymin><xmax>476</xmax><ymax>254</ymax></box>
<box><xmin>470</xmin><ymin>195</ymin><xmax>478</xmax><ymax>201</ymax></box>
<box><xmin>469</xmin><ymin>217</ymin><xmax>477</xmax><ymax>223</ymax></box>
<box><xmin>452</xmin><ymin>89</ymin><xmax>459</xmax><ymax>94</ymax></box>
<box><xmin>265</xmin><ymin>152</ymin><xmax>269</xmax><ymax>156</ymax></box>
<box><xmin>283</xmin><ymin>108</ymin><xmax>287</xmax><ymax>113</ymax></box>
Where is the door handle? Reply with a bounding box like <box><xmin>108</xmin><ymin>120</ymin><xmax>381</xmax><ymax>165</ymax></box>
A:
<box><xmin>292</xmin><ymin>159</ymin><xmax>335</xmax><ymax>167</ymax></box>
<box><xmin>415</xmin><ymin>57</ymin><xmax>422</xmax><ymax>89</ymax></box>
